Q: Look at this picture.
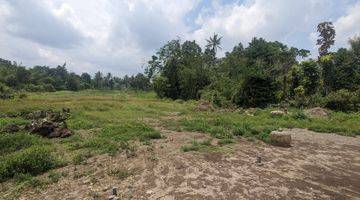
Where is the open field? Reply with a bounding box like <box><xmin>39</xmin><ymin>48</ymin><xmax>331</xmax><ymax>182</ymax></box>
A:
<box><xmin>0</xmin><ymin>91</ymin><xmax>360</xmax><ymax>199</ymax></box>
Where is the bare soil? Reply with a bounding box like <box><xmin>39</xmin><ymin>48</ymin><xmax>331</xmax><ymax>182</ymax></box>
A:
<box><xmin>7</xmin><ymin>118</ymin><xmax>360</xmax><ymax>200</ymax></box>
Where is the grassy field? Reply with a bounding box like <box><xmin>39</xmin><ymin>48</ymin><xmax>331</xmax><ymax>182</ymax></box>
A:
<box><xmin>0</xmin><ymin>90</ymin><xmax>359</xmax><ymax>194</ymax></box>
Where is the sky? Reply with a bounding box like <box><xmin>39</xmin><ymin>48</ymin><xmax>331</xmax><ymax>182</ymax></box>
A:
<box><xmin>0</xmin><ymin>0</ymin><xmax>359</xmax><ymax>76</ymax></box>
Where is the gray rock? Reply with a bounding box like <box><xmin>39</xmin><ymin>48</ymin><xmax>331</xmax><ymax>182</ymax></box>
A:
<box><xmin>270</xmin><ymin>110</ymin><xmax>285</xmax><ymax>117</ymax></box>
<box><xmin>269</xmin><ymin>131</ymin><xmax>291</xmax><ymax>147</ymax></box>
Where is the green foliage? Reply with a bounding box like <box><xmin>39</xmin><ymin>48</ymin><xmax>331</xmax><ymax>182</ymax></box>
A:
<box><xmin>0</xmin><ymin>59</ymin><xmax>150</xmax><ymax>92</ymax></box>
<box><xmin>146</xmin><ymin>39</ymin><xmax>210</xmax><ymax>100</ymax></box>
<box><xmin>0</xmin><ymin>146</ymin><xmax>59</xmax><ymax>182</ymax></box>
<box><xmin>217</xmin><ymin>138</ymin><xmax>234</xmax><ymax>146</ymax></box>
<box><xmin>0</xmin><ymin>133</ymin><xmax>45</xmax><ymax>155</ymax></box>
<box><xmin>233</xmin><ymin>76</ymin><xmax>277</xmax><ymax>108</ymax></box>
<box><xmin>325</xmin><ymin>89</ymin><xmax>359</xmax><ymax>112</ymax></box>
<box><xmin>301</xmin><ymin>60</ymin><xmax>320</xmax><ymax>95</ymax></box>
<box><xmin>0</xmin><ymin>82</ymin><xmax>14</xmax><ymax>99</ymax></box>
<box><xmin>107</xmin><ymin>168</ymin><xmax>131</xmax><ymax>180</ymax></box>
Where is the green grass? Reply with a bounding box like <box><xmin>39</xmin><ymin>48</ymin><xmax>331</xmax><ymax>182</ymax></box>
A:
<box><xmin>0</xmin><ymin>90</ymin><xmax>359</xmax><ymax>188</ymax></box>
<box><xmin>0</xmin><ymin>146</ymin><xmax>60</xmax><ymax>182</ymax></box>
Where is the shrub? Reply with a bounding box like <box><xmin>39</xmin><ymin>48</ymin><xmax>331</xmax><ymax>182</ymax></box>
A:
<box><xmin>18</xmin><ymin>93</ymin><xmax>28</xmax><ymax>99</ymax></box>
<box><xmin>233</xmin><ymin>76</ymin><xmax>277</xmax><ymax>108</ymax></box>
<box><xmin>291</xmin><ymin>111</ymin><xmax>308</xmax><ymax>120</ymax></box>
<box><xmin>0</xmin><ymin>83</ymin><xmax>14</xmax><ymax>99</ymax></box>
<box><xmin>0</xmin><ymin>146</ymin><xmax>59</xmax><ymax>182</ymax></box>
<box><xmin>217</xmin><ymin>138</ymin><xmax>234</xmax><ymax>146</ymax></box>
<box><xmin>0</xmin><ymin>133</ymin><xmax>45</xmax><ymax>155</ymax></box>
<box><xmin>325</xmin><ymin>89</ymin><xmax>359</xmax><ymax>112</ymax></box>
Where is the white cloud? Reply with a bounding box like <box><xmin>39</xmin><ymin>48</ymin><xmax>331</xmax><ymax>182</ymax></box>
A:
<box><xmin>335</xmin><ymin>3</ymin><xmax>360</xmax><ymax>47</ymax></box>
<box><xmin>0</xmin><ymin>0</ymin><xmax>359</xmax><ymax>76</ymax></box>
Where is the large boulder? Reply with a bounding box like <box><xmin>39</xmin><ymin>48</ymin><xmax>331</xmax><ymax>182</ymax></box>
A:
<box><xmin>269</xmin><ymin>131</ymin><xmax>291</xmax><ymax>147</ymax></box>
<box><xmin>304</xmin><ymin>107</ymin><xmax>330</xmax><ymax>118</ymax></box>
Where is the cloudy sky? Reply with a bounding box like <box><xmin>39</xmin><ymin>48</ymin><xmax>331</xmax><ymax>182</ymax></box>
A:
<box><xmin>0</xmin><ymin>0</ymin><xmax>359</xmax><ymax>76</ymax></box>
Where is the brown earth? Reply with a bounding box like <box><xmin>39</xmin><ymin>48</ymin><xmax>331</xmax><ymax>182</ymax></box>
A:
<box><xmin>4</xmin><ymin>117</ymin><xmax>360</xmax><ymax>200</ymax></box>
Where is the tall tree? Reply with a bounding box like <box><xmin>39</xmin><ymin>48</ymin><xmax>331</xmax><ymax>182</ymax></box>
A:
<box><xmin>317</xmin><ymin>22</ymin><xmax>336</xmax><ymax>56</ymax></box>
<box><xmin>205</xmin><ymin>34</ymin><xmax>222</xmax><ymax>66</ymax></box>
<box><xmin>94</xmin><ymin>71</ymin><xmax>103</xmax><ymax>89</ymax></box>
<box><xmin>206</xmin><ymin>33</ymin><xmax>222</xmax><ymax>54</ymax></box>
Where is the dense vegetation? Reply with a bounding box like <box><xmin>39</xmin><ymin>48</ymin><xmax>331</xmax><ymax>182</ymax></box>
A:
<box><xmin>0</xmin><ymin>60</ymin><xmax>150</xmax><ymax>93</ymax></box>
<box><xmin>146</xmin><ymin>22</ymin><xmax>359</xmax><ymax>111</ymax></box>
<box><xmin>1</xmin><ymin>22</ymin><xmax>358</xmax><ymax>111</ymax></box>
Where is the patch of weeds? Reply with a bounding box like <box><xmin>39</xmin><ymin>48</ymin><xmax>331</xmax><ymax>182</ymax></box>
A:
<box><xmin>73</xmin><ymin>170</ymin><xmax>92</xmax><ymax>179</ymax></box>
<box><xmin>107</xmin><ymin>168</ymin><xmax>131</xmax><ymax>180</ymax></box>
<box><xmin>256</xmin><ymin>129</ymin><xmax>272</xmax><ymax>143</ymax></box>
<box><xmin>148</xmin><ymin>154</ymin><xmax>158</xmax><ymax>161</ymax></box>
<box><xmin>82</xmin><ymin>138</ymin><xmax>119</xmax><ymax>155</ymax></box>
<box><xmin>0</xmin><ymin>133</ymin><xmax>47</xmax><ymax>155</ymax></box>
<box><xmin>47</xmin><ymin>171</ymin><xmax>66</xmax><ymax>184</ymax></box>
<box><xmin>291</xmin><ymin>111</ymin><xmax>308</xmax><ymax>120</ymax></box>
<box><xmin>0</xmin><ymin>146</ymin><xmax>59</xmax><ymax>182</ymax></box>
<box><xmin>200</xmin><ymin>139</ymin><xmax>213</xmax><ymax>146</ymax></box>
<box><xmin>217</xmin><ymin>138</ymin><xmax>234</xmax><ymax>146</ymax></box>
<box><xmin>72</xmin><ymin>152</ymin><xmax>92</xmax><ymax>165</ymax></box>
<box><xmin>0</xmin><ymin>118</ymin><xmax>29</xmax><ymax>130</ymax></box>
<box><xmin>208</xmin><ymin>126</ymin><xmax>232</xmax><ymax>139</ymax></box>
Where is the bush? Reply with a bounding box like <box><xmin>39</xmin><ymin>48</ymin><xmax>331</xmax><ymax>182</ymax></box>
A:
<box><xmin>0</xmin><ymin>146</ymin><xmax>59</xmax><ymax>182</ymax></box>
<box><xmin>291</xmin><ymin>111</ymin><xmax>308</xmax><ymax>120</ymax></box>
<box><xmin>325</xmin><ymin>89</ymin><xmax>359</xmax><ymax>112</ymax></box>
<box><xmin>24</xmin><ymin>84</ymin><xmax>45</xmax><ymax>92</ymax></box>
<box><xmin>18</xmin><ymin>93</ymin><xmax>28</xmax><ymax>99</ymax></box>
<box><xmin>0</xmin><ymin>133</ymin><xmax>45</xmax><ymax>155</ymax></box>
<box><xmin>0</xmin><ymin>83</ymin><xmax>14</xmax><ymax>99</ymax></box>
<box><xmin>233</xmin><ymin>76</ymin><xmax>277</xmax><ymax>108</ymax></box>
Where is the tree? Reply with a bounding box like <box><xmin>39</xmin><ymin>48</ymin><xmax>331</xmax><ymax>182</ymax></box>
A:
<box><xmin>205</xmin><ymin>33</ymin><xmax>222</xmax><ymax>66</ymax></box>
<box><xmin>206</xmin><ymin>33</ymin><xmax>222</xmax><ymax>54</ymax></box>
<box><xmin>66</xmin><ymin>73</ymin><xmax>81</xmax><ymax>91</ymax></box>
<box><xmin>233</xmin><ymin>76</ymin><xmax>276</xmax><ymax>108</ymax></box>
<box><xmin>16</xmin><ymin>67</ymin><xmax>30</xmax><ymax>84</ymax></box>
<box><xmin>80</xmin><ymin>73</ymin><xmax>92</xmax><ymax>89</ymax></box>
<box><xmin>301</xmin><ymin>60</ymin><xmax>320</xmax><ymax>95</ymax></box>
<box><xmin>146</xmin><ymin>39</ymin><xmax>210</xmax><ymax>100</ymax></box>
<box><xmin>317</xmin><ymin>22</ymin><xmax>336</xmax><ymax>56</ymax></box>
<box><xmin>94</xmin><ymin>71</ymin><xmax>103</xmax><ymax>89</ymax></box>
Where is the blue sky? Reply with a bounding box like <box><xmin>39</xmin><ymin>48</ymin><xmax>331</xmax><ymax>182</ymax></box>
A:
<box><xmin>0</xmin><ymin>0</ymin><xmax>359</xmax><ymax>76</ymax></box>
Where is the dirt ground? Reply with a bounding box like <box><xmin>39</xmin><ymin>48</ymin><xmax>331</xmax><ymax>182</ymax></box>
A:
<box><xmin>8</xmin><ymin>118</ymin><xmax>360</xmax><ymax>200</ymax></box>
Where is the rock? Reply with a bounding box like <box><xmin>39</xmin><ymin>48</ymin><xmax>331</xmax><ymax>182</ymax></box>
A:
<box><xmin>270</xmin><ymin>110</ymin><xmax>285</xmax><ymax>117</ymax></box>
<box><xmin>305</xmin><ymin>107</ymin><xmax>330</xmax><ymax>118</ymax></box>
<box><xmin>1</xmin><ymin>123</ymin><xmax>21</xmax><ymax>133</ymax></box>
<box><xmin>269</xmin><ymin>131</ymin><xmax>291</xmax><ymax>147</ymax></box>
<box><xmin>195</xmin><ymin>101</ymin><xmax>213</xmax><ymax>112</ymax></box>
<box><xmin>25</xmin><ymin>120</ymin><xmax>72</xmax><ymax>138</ymax></box>
<box><xmin>108</xmin><ymin>195</ymin><xmax>119</xmax><ymax>200</ymax></box>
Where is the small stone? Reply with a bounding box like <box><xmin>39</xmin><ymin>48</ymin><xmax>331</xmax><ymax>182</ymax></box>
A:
<box><xmin>146</xmin><ymin>190</ymin><xmax>153</xmax><ymax>195</ymax></box>
<box><xmin>270</xmin><ymin>110</ymin><xmax>285</xmax><ymax>117</ymax></box>
<box><xmin>108</xmin><ymin>195</ymin><xmax>119</xmax><ymax>200</ymax></box>
<box><xmin>256</xmin><ymin>156</ymin><xmax>263</xmax><ymax>166</ymax></box>
<box><xmin>112</xmin><ymin>187</ymin><xmax>118</xmax><ymax>196</ymax></box>
<box><xmin>269</xmin><ymin>131</ymin><xmax>291</xmax><ymax>147</ymax></box>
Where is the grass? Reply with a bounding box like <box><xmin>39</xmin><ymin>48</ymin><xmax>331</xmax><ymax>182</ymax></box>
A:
<box><xmin>181</xmin><ymin>139</ymin><xmax>215</xmax><ymax>152</ymax></box>
<box><xmin>0</xmin><ymin>90</ymin><xmax>359</xmax><ymax>190</ymax></box>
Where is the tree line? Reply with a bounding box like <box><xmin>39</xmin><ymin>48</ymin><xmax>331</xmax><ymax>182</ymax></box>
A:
<box><xmin>145</xmin><ymin>22</ymin><xmax>359</xmax><ymax>111</ymax></box>
<box><xmin>0</xmin><ymin>61</ymin><xmax>150</xmax><ymax>92</ymax></box>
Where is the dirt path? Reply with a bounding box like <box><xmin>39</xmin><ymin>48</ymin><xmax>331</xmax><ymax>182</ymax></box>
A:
<box><xmin>13</xmin><ymin>119</ymin><xmax>360</xmax><ymax>200</ymax></box>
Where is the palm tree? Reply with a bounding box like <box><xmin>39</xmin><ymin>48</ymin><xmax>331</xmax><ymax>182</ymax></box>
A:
<box><xmin>206</xmin><ymin>33</ymin><xmax>222</xmax><ymax>54</ymax></box>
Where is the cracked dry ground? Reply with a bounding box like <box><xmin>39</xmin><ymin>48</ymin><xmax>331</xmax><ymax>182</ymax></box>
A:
<box><xmin>13</xmin><ymin>119</ymin><xmax>360</xmax><ymax>200</ymax></box>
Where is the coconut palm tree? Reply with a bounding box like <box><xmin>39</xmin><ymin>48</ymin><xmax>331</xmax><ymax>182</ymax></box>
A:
<box><xmin>206</xmin><ymin>33</ymin><xmax>222</xmax><ymax>54</ymax></box>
